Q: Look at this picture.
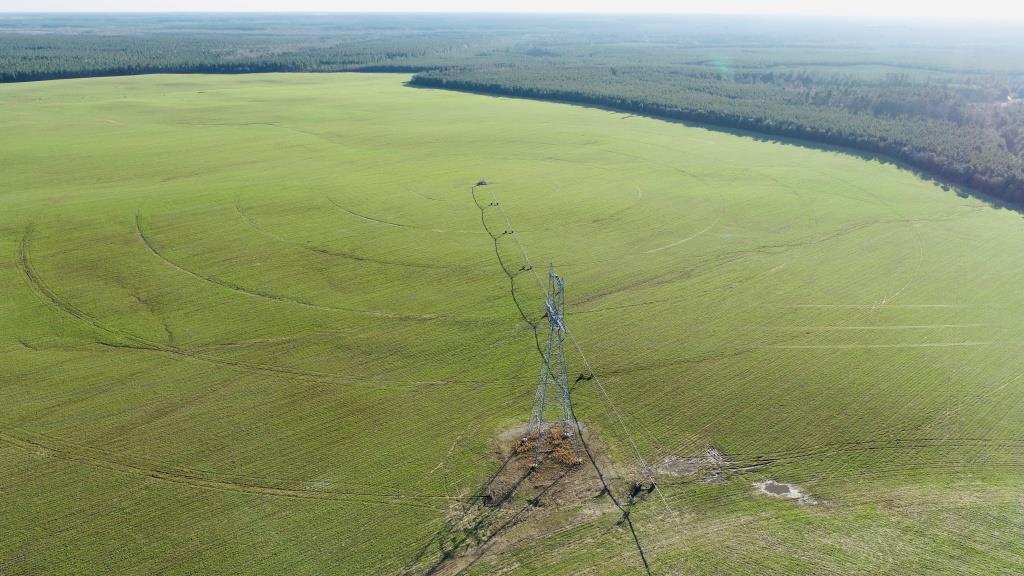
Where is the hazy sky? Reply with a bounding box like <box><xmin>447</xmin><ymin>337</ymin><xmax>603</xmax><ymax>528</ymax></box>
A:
<box><xmin>3</xmin><ymin>0</ymin><xmax>1023</xmax><ymax>21</ymax></box>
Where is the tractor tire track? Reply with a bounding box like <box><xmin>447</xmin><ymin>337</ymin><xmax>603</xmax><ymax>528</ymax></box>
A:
<box><xmin>136</xmin><ymin>214</ymin><xmax>447</xmax><ymax>318</ymax></box>
<box><xmin>326</xmin><ymin>196</ymin><xmax>485</xmax><ymax>236</ymax></box>
<box><xmin>726</xmin><ymin>437</ymin><xmax>1024</xmax><ymax>469</ymax></box>
<box><xmin>765</xmin><ymin>341</ymin><xmax>994</xmax><ymax>350</ymax></box>
<box><xmin>328</xmin><ymin>198</ymin><xmax>410</xmax><ymax>228</ymax></box>
<box><xmin>0</xmin><ymin>430</ymin><xmax>472</xmax><ymax>510</ymax></box>
<box><xmin>643</xmin><ymin>218</ymin><xmax>720</xmax><ymax>254</ymax></box>
<box><xmin>236</xmin><ymin>198</ymin><xmax>477</xmax><ymax>271</ymax></box>
<box><xmin>17</xmin><ymin>225</ymin><xmax>495</xmax><ymax>389</ymax></box>
<box><xmin>571</xmin><ymin>216</ymin><xmax>935</xmax><ymax>310</ymax></box>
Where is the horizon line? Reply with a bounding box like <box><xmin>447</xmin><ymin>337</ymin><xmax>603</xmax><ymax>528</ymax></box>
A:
<box><xmin>1</xmin><ymin>10</ymin><xmax>1023</xmax><ymax>23</ymax></box>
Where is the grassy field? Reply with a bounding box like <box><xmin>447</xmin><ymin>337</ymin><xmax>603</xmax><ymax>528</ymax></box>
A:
<box><xmin>2</xmin><ymin>73</ymin><xmax>1023</xmax><ymax>575</ymax></box>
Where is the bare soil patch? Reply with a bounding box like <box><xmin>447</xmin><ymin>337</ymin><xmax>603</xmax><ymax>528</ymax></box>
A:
<box><xmin>753</xmin><ymin>480</ymin><xmax>818</xmax><ymax>504</ymax></box>
<box><xmin>411</xmin><ymin>423</ymin><xmax>627</xmax><ymax>575</ymax></box>
<box><xmin>655</xmin><ymin>446</ymin><xmax>730</xmax><ymax>482</ymax></box>
<box><xmin>487</xmin><ymin>423</ymin><xmax>612</xmax><ymax>510</ymax></box>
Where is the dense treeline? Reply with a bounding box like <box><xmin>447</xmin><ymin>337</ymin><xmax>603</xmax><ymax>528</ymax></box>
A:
<box><xmin>412</xmin><ymin>63</ymin><xmax>1024</xmax><ymax>202</ymax></box>
<box><xmin>0</xmin><ymin>33</ymin><xmax>464</xmax><ymax>82</ymax></box>
<box><xmin>2</xmin><ymin>13</ymin><xmax>1023</xmax><ymax>203</ymax></box>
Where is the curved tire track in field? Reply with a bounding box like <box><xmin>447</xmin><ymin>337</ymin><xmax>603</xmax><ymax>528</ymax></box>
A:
<box><xmin>325</xmin><ymin>195</ymin><xmax>485</xmax><ymax>236</ymax></box>
<box><xmin>569</xmin><ymin>213</ymin><xmax>957</xmax><ymax>319</ymax></box>
<box><xmin>0</xmin><ymin>430</ymin><xmax>473</xmax><ymax>510</ymax></box>
<box><xmin>235</xmin><ymin>198</ymin><xmax>474</xmax><ymax>271</ymax></box>
<box><xmin>765</xmin><ymin>341</ymin><xmax>995</xmax><ymax>349</ymax></box>
<box><xmin>17</xmin><ymin>226</ymin><xmax>494</xmax><ymax>389</ymax></box>
<box><xmin>570</xmin><ymin>218</ymin><xmax>892</xmax><ymax>310</ymax></box>
<box><xmin>135</xmin><ymin>214</ymin><xmax>445</xmax><ymax>320</ymax></box>
<box><xmin>852</xmin><ymin>183</ymin><xmax>926</xmax><ymax>308</ymax></box>
<box><xmin>328</xmin><ymin>199</ymin><xmax>409</xmax><ymax>228</ymax></box>
<box><xmin>642</xmin><ymin>217</ymin><xmax>720</xmax><ymax>254</ymax></box>
<box><xmin>723</xmin><ymin>437</ymin><xmax>1024</xmax><ymax>474</ymax></box>
<box><xmin>18</xmin><ymin>226</ymin><xmax>149</xmax><ymax>345</ymax></box>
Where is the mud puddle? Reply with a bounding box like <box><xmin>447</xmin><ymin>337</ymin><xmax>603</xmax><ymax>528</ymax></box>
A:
<box><xmin>753</xmin><ymin>480</ymin><xmax>818</xmax><ymax>504</ymax></box>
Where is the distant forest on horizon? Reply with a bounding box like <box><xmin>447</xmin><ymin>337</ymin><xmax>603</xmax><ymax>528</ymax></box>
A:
<box><xmin>2</xmin><ymin>13</ymin><xmax>1023</xmax><ymax>204</ymax></box>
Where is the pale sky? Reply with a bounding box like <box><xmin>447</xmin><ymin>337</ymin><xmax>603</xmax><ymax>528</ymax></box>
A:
<box><xmin>1</xmin><ymin>0</ymin><xmax>1023</xmax><ymax>22</ymax></box>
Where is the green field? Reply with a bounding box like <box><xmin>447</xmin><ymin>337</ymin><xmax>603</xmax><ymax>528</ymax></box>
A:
<box><xmin>2</xmin><ymin>73</ymin><xmax>1024</xmax><ymax>575</ymax></box>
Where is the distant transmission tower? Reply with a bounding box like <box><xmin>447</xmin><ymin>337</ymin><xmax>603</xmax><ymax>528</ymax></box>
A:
<box><xmin>524</xmin><ymin>264</ymin><xmax>581</xmax><ymax>467</ymax></box>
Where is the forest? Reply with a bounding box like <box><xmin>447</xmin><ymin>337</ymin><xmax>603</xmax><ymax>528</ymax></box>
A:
<box><xmin>2</xmin><ymin>13</ymin><xmax>1023</xmax><ymax>203</ymax></box>
<box><xmin>412</xmin><ymin>61</ymin><xmax>1024</xmax><ymax>203</ymax></box>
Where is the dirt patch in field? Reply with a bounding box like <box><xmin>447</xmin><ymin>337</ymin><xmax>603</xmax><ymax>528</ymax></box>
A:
<box><xmin>753</xmin><ymin>480</ymin><xmax>818</xmax><ymax>504</ymax></box>
<box><xmin>485</xmin><ymin>423</ymin><xmax>615</xmax><ymax>511</ymax></box>
<box><xmin>408</xmin><ymin>423</ymin><xmax>629</xmax><ymax>575</ymax></box>
<box><xmin>655</xmin><ymin>446</ymin><xmax>730</xmax><ymax>482</ymax></box>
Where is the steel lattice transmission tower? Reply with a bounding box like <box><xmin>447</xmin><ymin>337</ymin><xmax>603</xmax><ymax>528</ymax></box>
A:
<box><xmin>524</xmin><ymin>264</ymin><xmax>581</xmax><ymax>467</ymax></box>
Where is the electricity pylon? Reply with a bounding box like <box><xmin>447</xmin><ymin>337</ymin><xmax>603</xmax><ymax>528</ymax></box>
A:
<box><xmin>525</xmin><ymin>264</ymin><xmax>581</xmax><ymax>467</ymax></box>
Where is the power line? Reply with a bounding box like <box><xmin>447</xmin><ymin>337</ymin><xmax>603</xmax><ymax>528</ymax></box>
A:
<box><xmin>475</xmin><ymin>181</ymin><xmax>652</xmax><ymax>478</ymax></box>
<box><xmin>472</xmin><ymin>181</ymin><xmax>664</xmax><ymax>575</ymax></box>
<box><xmin>565</xmin><ymin>330</ymin><xmax>653</xmax><ymax>478</ymax></box>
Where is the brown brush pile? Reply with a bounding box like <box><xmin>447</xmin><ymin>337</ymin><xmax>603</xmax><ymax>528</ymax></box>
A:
<box><xmin>515</xmin><ymin>425</ymin><xmax>583</xmax><ymax>466</ymax></box>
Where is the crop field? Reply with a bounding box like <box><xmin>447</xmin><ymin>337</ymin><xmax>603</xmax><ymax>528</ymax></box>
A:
<box><xmin>2</xmin><ymin>73</ymin><xmax>1024</xmax><ymax>575</ymax></box>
